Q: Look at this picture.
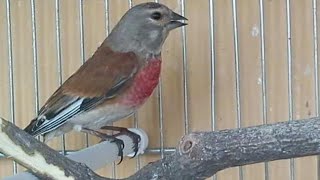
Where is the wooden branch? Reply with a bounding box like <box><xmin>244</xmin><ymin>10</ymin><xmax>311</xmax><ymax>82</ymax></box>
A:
<box><xmin>129</xmin><ymin>117</ymin><xmax>320</xmax><ymax>180</ymax></box>
<box><xmin>1</xmin><ymin>116</ymin><xmax>320</xmax><ymax>180</ymax></box>
<box><xmin>0</xmin><ymin>117</ymin><xmax>108</xmax><ymax>180</ymax></box>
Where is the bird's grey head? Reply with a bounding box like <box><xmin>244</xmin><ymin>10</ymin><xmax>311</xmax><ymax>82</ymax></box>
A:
<box><xmin>106</xmin><ymin>2</ymin><xmax>187</xmax><ymax>58</ymax></box>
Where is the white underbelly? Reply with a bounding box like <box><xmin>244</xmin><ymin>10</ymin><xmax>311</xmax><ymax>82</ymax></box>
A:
<box><xmin>69</xmin><ymin>104</ymin><xmax>135</xmax><ymax>131</ymax></box>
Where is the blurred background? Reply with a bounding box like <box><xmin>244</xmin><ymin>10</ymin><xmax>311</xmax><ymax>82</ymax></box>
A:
<box><xmin>0</xmin><ymin>0</ymin><xmax>319</xmax><ymax>179</ymax></box>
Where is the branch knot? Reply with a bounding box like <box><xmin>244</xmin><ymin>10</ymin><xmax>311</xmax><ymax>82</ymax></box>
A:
<box><xmin>179</xmin><ymin>133</ymin><xmax>200</xmax><ymax>156</ymax></box>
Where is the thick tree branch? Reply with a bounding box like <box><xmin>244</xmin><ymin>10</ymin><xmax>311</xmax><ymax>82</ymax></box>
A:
<box><xmin>129</xmin><ymin>117</ymin><xmax>320</xmax><ymax>179</ymax></box>
<box><xmin>1</xmin><ymin>117</ymin><xmax>320</xmax><ymax>180</ymax></box>
<box><xmin>0</xmin><ymin>118</ymin><xmax>108</xmax><ymax>180</ymax></box>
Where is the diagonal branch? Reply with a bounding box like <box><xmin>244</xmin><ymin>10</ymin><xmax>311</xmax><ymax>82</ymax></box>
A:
<box><xmin>0</xmin><ymin>117</ymin><xmax>108</xmax><ymax>180</ymax></box>
<box><xmin>1</xmin><ymin>116</ymin><xmax>320</xmax><ymax>180</ymax></box>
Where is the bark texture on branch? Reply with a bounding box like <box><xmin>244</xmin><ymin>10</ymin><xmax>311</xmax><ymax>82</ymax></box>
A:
<box><xmin>129</xmin><ymin>117</ymin><xmax>320</xmax><ymax>180</ymax></box>
<box><xmin>1</xmin><ymin>117</ymin><xmax>320</xmax><ymax>180</ymax></box>
<box><xmin>0</xmin><ymin>117</ymin><xmax>108</xmax><ymax>180</ymax></box>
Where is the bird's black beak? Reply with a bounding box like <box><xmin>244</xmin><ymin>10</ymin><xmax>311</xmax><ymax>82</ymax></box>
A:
<box><xmin>166</xmin><ymin>11</ymin><xmax>188</xmax><ymax>30</ymax></box>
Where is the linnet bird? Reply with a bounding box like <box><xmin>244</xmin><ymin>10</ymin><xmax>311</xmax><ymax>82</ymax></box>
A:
<box><xmin>24</xmin><ymin>2</ymin><xmax>187</xmax><ymax>162</ymax></box>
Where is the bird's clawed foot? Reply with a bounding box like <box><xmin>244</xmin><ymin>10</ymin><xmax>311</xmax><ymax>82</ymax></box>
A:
<box><xmin>100</xmin><ymin>126</ymin><xmax>141</xmax><ymax>158</ymax></box>
<box><xmin>81</xmin><ymin>128</ymin><xmax>125</xmax><ymax>164</ymax></box>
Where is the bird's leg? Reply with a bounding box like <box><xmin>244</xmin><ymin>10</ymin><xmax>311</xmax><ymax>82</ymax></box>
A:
<box><xmin>100</xmin><ymin>126</ymin><xmax>141</xmax><ymax>158</ymax></box>
<box><xmin>81</xmin><ymin>127</ymin><xmax>124</xmax><ymax>164</ymax></box>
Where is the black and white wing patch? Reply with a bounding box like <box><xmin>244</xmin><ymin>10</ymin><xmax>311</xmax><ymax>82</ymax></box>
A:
<box><xmin>25</xmin><ymin>96</ymin><xmax>84</xmax><ymax>136</ymax></box>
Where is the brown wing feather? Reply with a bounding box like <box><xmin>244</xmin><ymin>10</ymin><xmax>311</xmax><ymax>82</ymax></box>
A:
<box><xmin>38</xmin><ymin>46</ymin><xmax>138</xmax><ymax>118</ymax></box>
<box><xmin>62</xmin><ymin>46</ymin><xmax>138</xmax><ymax>97</ymax></box>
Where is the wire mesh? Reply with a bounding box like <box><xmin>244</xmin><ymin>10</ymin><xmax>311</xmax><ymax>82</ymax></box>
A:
<box><xmin>5</xmin><ymin>0</ymin><xmax>17</xmax><ymax>175</ymax></box>
<box><xmin>285</xmin><ymin>1</ymin><xmax>295</xmax><ymax>180</ymax></box>
<box><xmin>313</xmin><ymin>0</ymin><xmax>320</xmax><ymax>179</ymax></box>
<box><xmin>258</xmin><ymin>1</ymin><xmax>269</xmax><ymax>180</ymax></box>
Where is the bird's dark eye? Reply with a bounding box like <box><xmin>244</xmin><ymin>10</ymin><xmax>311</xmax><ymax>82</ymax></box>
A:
<box><xmin>151</xmin><ymin>12</ymin><xmax>162</xmax><ymax>20</ymax></box>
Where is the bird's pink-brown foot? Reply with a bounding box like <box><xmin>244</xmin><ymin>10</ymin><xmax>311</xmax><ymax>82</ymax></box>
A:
<box><xmin>100</xmin><ymin>126</ymin><xmax>141</xmax><ymax>158</ymax></box>
<box><xmin>81</xmin><ymin>128</ymin><xmax>125</xmax><ymax>164</ymax></box>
